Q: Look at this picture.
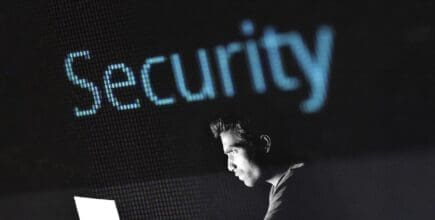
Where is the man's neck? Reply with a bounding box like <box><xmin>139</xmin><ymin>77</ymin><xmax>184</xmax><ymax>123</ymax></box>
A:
<box><xmin>265</xmin><ymin>166</ymin><xmax>289</xmax><ymax>187</ymax></box>
<box><xmin>265</xmin><ymin>163</ymin><xmax>304</xmax><ymax>187</ymax></box>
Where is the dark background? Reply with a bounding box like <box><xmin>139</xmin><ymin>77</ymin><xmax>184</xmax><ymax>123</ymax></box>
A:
<box><xmin>0</xmin><ymin>0</ymin><xmax>434</xmax><ymax>219</ymax></box>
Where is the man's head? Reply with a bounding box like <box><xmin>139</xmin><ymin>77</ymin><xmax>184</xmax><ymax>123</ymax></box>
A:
<box><xmin>210</xmin><ymin>116</ymin><xmax>272</xmax><ymax>187</ymax></box>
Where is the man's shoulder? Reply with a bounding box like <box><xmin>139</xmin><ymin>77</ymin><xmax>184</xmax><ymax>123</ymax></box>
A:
<box><xmin>265</xmin><ymin>160</ymin><xmax>343</xmax><ymax>219</ymax></box>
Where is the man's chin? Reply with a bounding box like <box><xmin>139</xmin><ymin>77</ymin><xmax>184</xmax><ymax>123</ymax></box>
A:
<box><xmin>242</xmin><ymin>180</ymin><xmax>256</xmax><ymax>187</ymax></box>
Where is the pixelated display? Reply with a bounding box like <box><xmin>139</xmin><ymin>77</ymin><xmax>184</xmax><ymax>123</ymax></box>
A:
<box><xmin>64</xmin><ymin>21</ymin><xmax>334</xmax><ymax>117</ymax></box>
<box><xmin>1</xmin><ymin>1</ymin><xmax>435</xmax><ymax>219</ymax></box>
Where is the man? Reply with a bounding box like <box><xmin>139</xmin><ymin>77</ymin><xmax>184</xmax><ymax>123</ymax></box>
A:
<box><xmin>209</xmin><ymin>115</ymin><xmax>305</xmax><ymax>219</ymax></box>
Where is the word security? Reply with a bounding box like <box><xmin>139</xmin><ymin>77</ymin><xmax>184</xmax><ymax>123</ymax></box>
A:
<box><xmin>64</xmin><ymin>20</ymin><xmax>335</xmax><ymax>117</ymax></box>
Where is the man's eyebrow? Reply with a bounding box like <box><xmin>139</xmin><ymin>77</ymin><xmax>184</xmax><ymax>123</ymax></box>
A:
<box><xmin>231</xmin><ymin>140</ymin><xmax>248</xmax><ymax>147</ymax></box>
<box><xmin>223</xmin><ymin>148</ymin><xmax>231</xmax><ymax>154</ymax></box>
<box><xmin>223</xmin><ymin>140</ymin><xmax>247</xmax><ymax>154</ymax></box>
<box><xmin>223</xmin><ymin>146</ymin><xmax>238</xmax><ymax>154</ymax></box>
<box><xmin>228</xmin><ymin>141</ymin><xmax>247</xmax><ymax>149</ymax></box>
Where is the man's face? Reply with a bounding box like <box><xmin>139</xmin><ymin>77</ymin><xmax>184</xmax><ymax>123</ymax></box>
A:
<box><xmin>220</xmin><ymin>130</ymin><xmax>263</xmax><ymax>187</ymax></box>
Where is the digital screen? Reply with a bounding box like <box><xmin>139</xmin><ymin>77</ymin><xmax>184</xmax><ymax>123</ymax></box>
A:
<box><xmin>1</xmin><ymin>1</ymin><xmax>434</xmax><ymax>219</ymax></box>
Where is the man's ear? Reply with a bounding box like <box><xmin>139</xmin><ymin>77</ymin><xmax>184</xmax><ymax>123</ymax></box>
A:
<box><xmin>260</xmin><ymin>134</ymin><xmax>272</xmax><ymax>153</ymax></box>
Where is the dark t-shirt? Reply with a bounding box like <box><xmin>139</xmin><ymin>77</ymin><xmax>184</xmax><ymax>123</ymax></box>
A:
<box><xmin>264</xmin><ymin>163</ymin><xmax>303</xmax><ymax>220</ymax></box>
<box><xmin>261</xmin><ymin>156</ymin><xmax>435</xmax><ymax>220</ymax></box>
<box><xmin>263</xmin><ymin>162</ymin><xmax>344</xmax><ymax>220</ymax></box>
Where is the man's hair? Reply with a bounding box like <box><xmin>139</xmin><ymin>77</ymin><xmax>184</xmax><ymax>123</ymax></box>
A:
<box><xmin>209</xmin><ymin>114</ymin><xmax>262</xmax><ymax>145</ymax></box>
<box><xmin>209</xmin><ymin>113</ymin><xmax>303</xmax><ymax>165</ymax></box>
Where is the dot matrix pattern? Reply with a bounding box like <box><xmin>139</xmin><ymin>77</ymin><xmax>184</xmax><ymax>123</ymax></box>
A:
<box><xmin>49</xmin><ymin>1</ymin><xmax>318</xmax><ymax>219</ymax></box>
<box><xmin>103</xmin><ymin>63</ymin><xmax>141</xmax><ymax>111</ymax></box>
<box><xmin>4</xmin><ymin>0</ymin><xmax>435</xmax><ymax>219</ymax></box>
<box><xmin>141</xmin><ymin>56</ymin><xmax>176</xmax><ymax>106</ymax></box>
<box><xmin>64</xmin><ymin>50</ymin><xmax>102</xmax><ymax>117</ymax></box>
<box><xmin>91</xmin><ymin>173</ymin><xmax>267</xmax><ymax>219</ymax></box>
<box><xmin>51</xmin><ymin>0</ymin><xmax>270</xmax><ymax>216</ymax></box>
<box><xmin>170</xmin><ymin>50</ymin><xmax>216</xmax><ymax>102</ymax></box>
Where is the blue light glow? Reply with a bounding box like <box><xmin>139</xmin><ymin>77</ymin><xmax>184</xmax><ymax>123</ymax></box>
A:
<box><xmin>64</xmin><ymin>50</ymin><xmax>102</xmax><ymax>117</ymax></box>
<box><xmin>240</xmin><ymin>19</ymin><xmax>267</xmax><ymax>93</ymax></box>
<box><xmin>140</xmin><ymin>56</ymin><xmax>176</xmax><ymax>106</ymax></box>
<box><xmin>263</xmin><ymin>27</ymin><xmax>301</xmax><ymax>91</ymax></box>
<box><xmin>64</xmin><ymin>21</ymin><xmax>335</xmax><ymax>117</ymax></box>
<box><xmin>241</xmin><ymin>19</ymin><xmax>255</xmax><ymax>36</ymax></box>
<box><xmin>170</xmin><ymin>49</ymin><xmax>216</xmax><ymax>102</ymax></box>
<box><xmin>262</xmin><ymin>25</ymin><xmax>334</xmax><ymax>113</ymax></box>
<box><xmin>103</xmin><ymin>63</ymin><xmax>141</xmax><ymax>111</ymax></box>
<box><xmin>296</xmin><ymin>26</ymin><xmax>334</xmax><ymax>113</ymax></box>
<box><xmin>215</xmin><ymin>42</ymin><xmax>243</xmax><ymax>97</ymax></box>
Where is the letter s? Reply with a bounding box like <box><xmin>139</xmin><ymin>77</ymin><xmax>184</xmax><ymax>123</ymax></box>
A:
<box><xmin>64</xmin><ymin>50</ymin><xmax>102</xmax><ymax>117</ymax></box>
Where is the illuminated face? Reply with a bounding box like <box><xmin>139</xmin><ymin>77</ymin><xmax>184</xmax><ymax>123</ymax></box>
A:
<box><xmin>220</xmin><ymin>130</ymin><xmax>263</xmax><ymax>187</ymax></box>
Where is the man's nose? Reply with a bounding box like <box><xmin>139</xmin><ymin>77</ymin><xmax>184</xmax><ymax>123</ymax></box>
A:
<box><xmin>227</xmin><ymin>158</ymin><xmax>236</xmax><ymax>172</ymax></box>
